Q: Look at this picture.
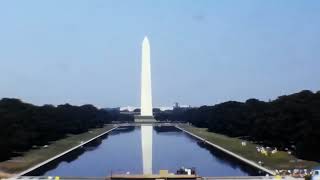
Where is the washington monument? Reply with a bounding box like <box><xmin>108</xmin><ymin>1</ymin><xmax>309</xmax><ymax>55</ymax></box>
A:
<box><xmin>141</xmin><ymin>36</ymin><xmax>153</xmax><ymax>117</ymax></box>
<box><xmin>136</xmin><ymin>36</ymin><xmax>156</xmax><ymax>122</ymax></box>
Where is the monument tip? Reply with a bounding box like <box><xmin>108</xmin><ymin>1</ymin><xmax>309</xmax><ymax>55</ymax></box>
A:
<box><xmin>143</xmin><ymin>36</ymin><xmax>149</xmax><ymax>44</ymax></box>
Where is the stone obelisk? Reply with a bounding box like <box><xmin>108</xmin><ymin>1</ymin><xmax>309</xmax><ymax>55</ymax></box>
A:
<box><xmin>141</xmin><ymin>36</ymin><xmax>153</xmax><ymax>117</ymax></box>
<box><xmin>135</xmin><ymin>36</ymin><xmax>156</xmax><ymax>122</ymax></box>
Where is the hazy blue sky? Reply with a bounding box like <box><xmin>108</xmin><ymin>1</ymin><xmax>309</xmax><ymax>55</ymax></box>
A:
<box><xmin>0</xmin><ymin>0</ymin><xmax>319</xmax><ymax>107</ymax></box>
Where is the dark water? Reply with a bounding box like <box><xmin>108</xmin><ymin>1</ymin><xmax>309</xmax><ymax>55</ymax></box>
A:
<box><xmin>26</xmin><ymin>126</ymin><xmax>264</xmax><ymax>176</ymax></box>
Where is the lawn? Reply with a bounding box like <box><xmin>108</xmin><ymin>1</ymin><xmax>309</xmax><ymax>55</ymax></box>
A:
<box><xmin>0</xmin><ymin>124</ymin><xmax>116</xmax><ymax>178</ymax></box>
<box><xmin>178</xmin><ymin>124</ymin><xmax>319</xmax><ymax>171</ymax></box>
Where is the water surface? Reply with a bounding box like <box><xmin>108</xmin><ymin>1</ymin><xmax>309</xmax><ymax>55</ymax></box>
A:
<box><xmin>27</xmin><ymin>126</ymin><xmax>264</xmax><ymax>176</ymax></box>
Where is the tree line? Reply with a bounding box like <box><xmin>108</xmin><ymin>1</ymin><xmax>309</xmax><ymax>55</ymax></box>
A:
<box><xmin>0</xmin><ymin>98</ymin><xmax>128</xmax><ymax>161</ymax></box>
<box><xmin>155</xmin><ymin>90</ymin><xmax>320</xmax><ymax>162</ymax></box>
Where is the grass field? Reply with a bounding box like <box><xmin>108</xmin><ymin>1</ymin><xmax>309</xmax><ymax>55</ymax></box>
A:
<box><xmin>0</xmin><ymin>125</ymin><xmax>116</xmax><ymax>178</ymax></box>
<box><xmin>178</xmin><ymin>124</ymin><xmax>319</xmax><ymax>171</ymax></box>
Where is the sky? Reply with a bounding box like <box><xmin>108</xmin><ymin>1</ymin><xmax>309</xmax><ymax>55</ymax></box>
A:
<box><xmin>0</xmin><ymin>0</ymin><xmax>319</xmax><ymax>108</ymax></box>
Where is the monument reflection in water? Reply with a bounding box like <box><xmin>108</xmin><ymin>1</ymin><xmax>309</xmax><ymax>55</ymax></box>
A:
<box><xmin>141</xmin><ymin>125</ymin><xmax>153</xmax><ymax>175</ymax></box>
<box><xmin>26</xmin><ymin>126</ymin><xmax>263</xmax><ymax>176</ymax></box>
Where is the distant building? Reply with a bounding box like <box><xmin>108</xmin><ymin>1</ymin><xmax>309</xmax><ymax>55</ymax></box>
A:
<box><xmin>120</xmin><ymin>106</ymin><xmax>137</xmax><ymax>112</ymax></box>
<box><xmin>173</xmin><ymin>102</ymin><xmax>192</xmax><ymax>110</ymax></box>
<box><xmin>120</xmin><ymin>106</ymin><xmax>173</xmax><ymax>112</ymax></box>
<box><xmin>174</xmin><ymin>102</ymin><xmax>180</xmax><ymax>109</ymax></box>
